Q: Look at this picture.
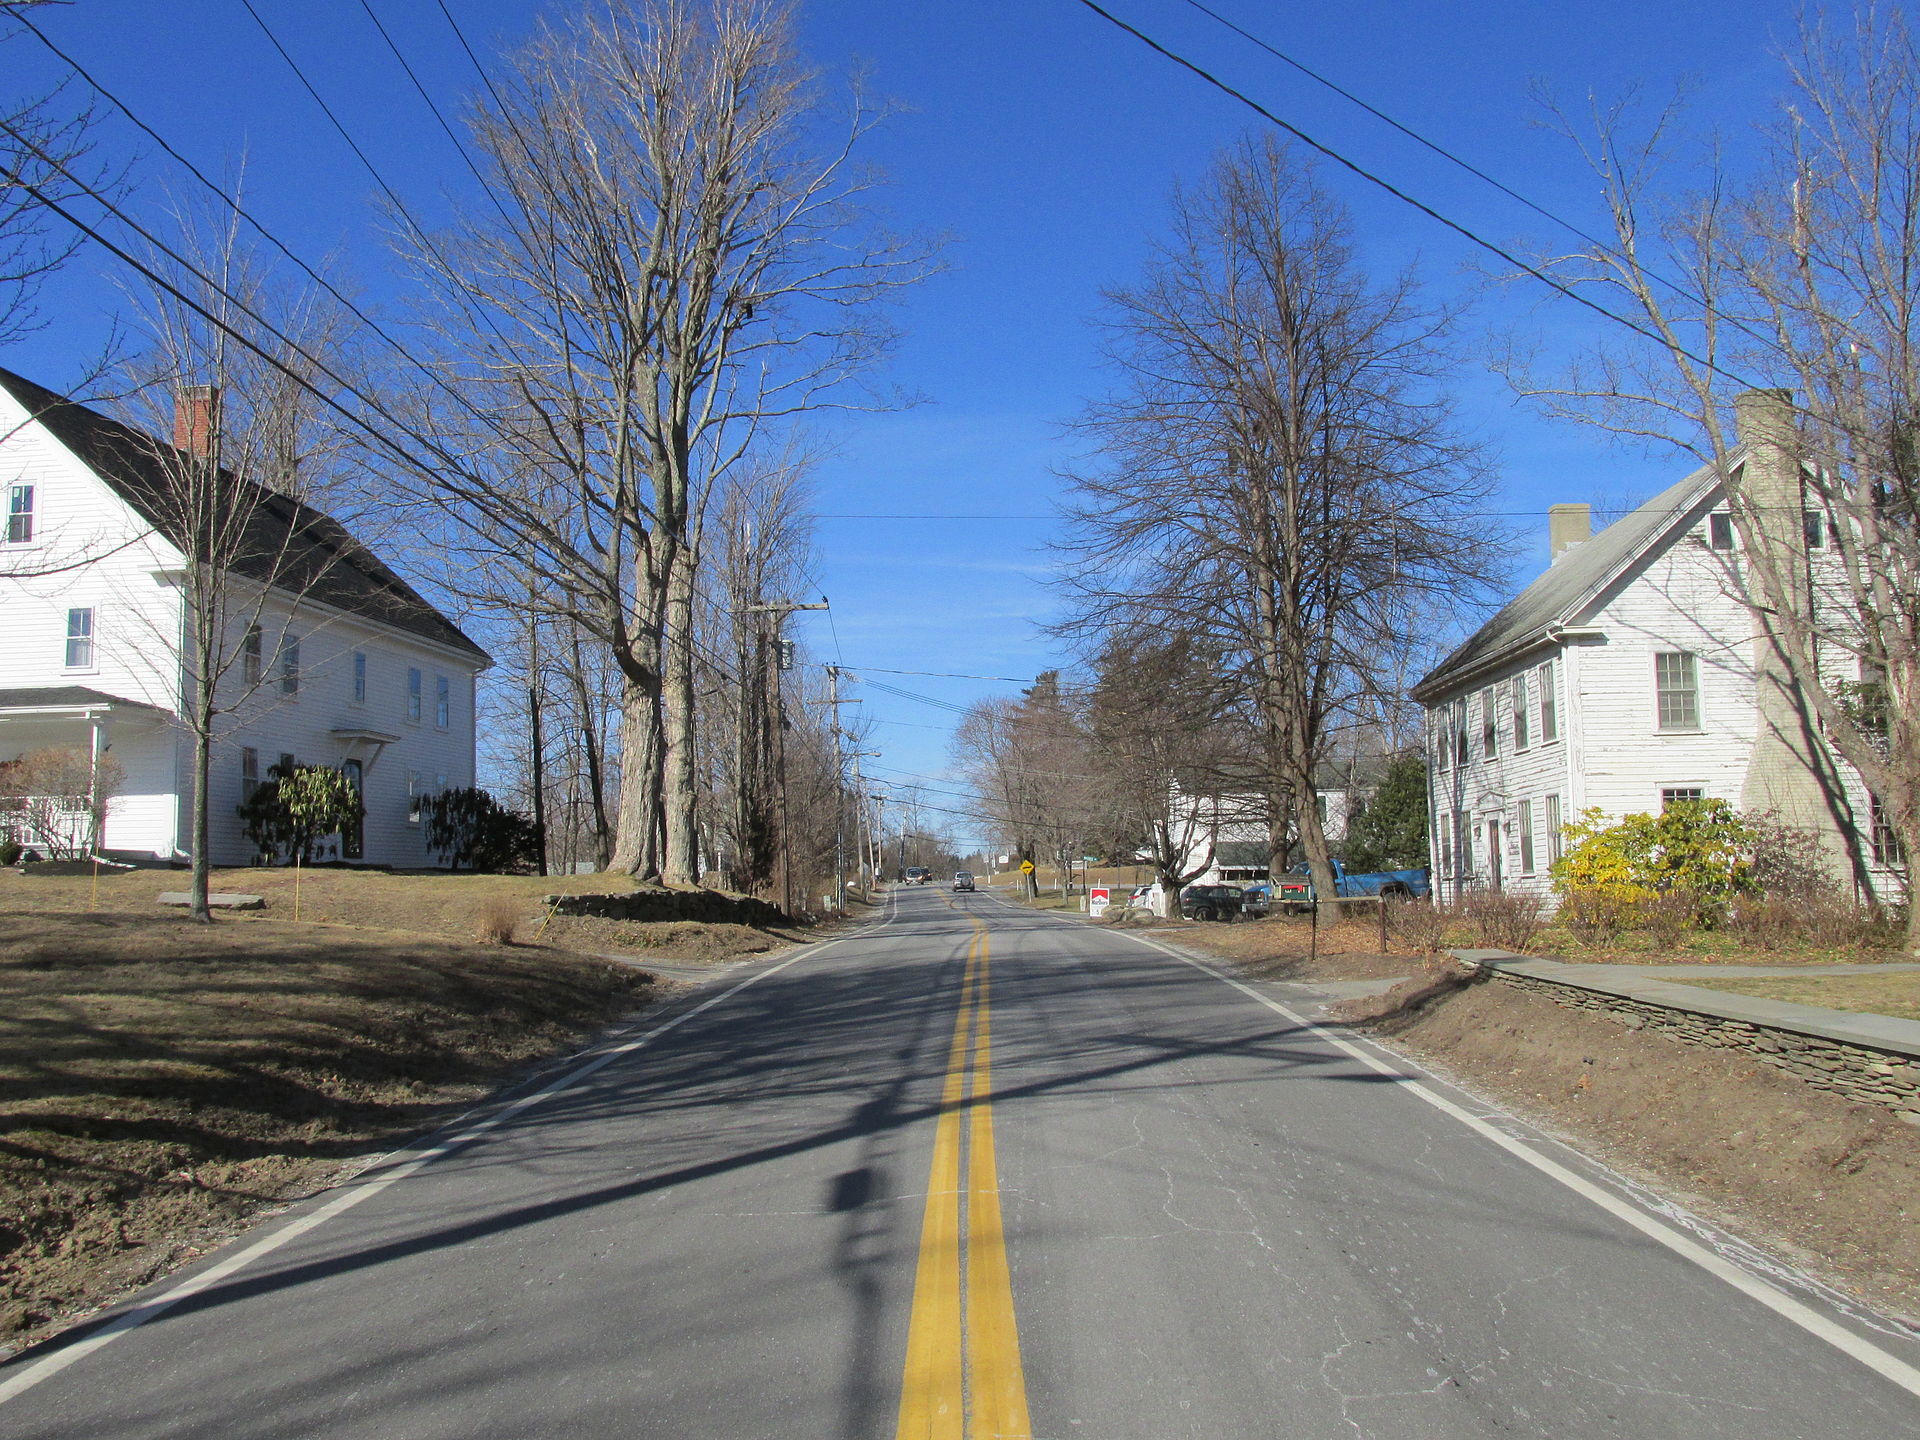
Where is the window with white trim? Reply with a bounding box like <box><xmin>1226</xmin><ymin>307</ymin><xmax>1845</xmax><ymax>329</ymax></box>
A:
<box><xmin>407</xmin><ymin>667</ymin><xmax>422</xmax><ymax>723</ymax></box>
<box><xmin>352</xmin><ymin>651</ymin><xmax>367</xmax><ymax>704</ymax></box>
<box><xmin>1480</xmin><ymin>688</ymin><xmax>1498</xmax><ymax>758</ymax></box>
<box><xmin>1708</xmin><ymin>512</ymin><xmax>1734</xmax><ymax>550</ymax></box>
<box><xmin>1538</xmin><ymin>659</ymin><xmax>1558</xmax><ymax>743</ymax></box>
<box><xmin>1512</xmin><ymin>670</ymin><xmax>1530</xmax><ymax>750</ymax></box>
<box><xmin>1661</xmin><ymin>787</ymin><xmax>1705</xmax><ymax>811</ymax></box>
<box><xmin>1517</xmin><ymin>798</ymin><xmax>1535</xmax><ymax>874</ymax></box>
<box><xmin>280</xmin><ymin>636</ymin><xmax>300</xmax><ymax>696</ymax></box>
<box><xmin>64</xmin><ymin>607</ymin><xmax>94</xmax><ymax>669</ymax></box>
<box><xmin>242</xmin><ymin>625</ymin><xmax>263</xmax><ymax>686</ymax></box>
<box><xmin>6</xmin><ymin>484</ymin><xmax>34</xmax><ymax>544</ymax></box>
<box><xmin>1655</xmin><ymin>651</ymin><xmax>1701</xmax><ymax>731</ymax></box>
<box><xmin>1545</xmin><ymin>794</ymin><xmax>1564</xmax><ymax>866</ymax></box>
<box><xmin>241</xmin><ymin>747</ymin><xmax>259</xmax><ymax>801</ymax></box>
<box><xmin>435</xmin><ymin>674</ymin><xmax>450</xmax><ymax>729</ymax></box>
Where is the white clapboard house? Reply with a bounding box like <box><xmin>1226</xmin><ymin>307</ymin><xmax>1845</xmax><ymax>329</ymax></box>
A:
<box><xmin>1175</xmin><ymin>759</ymin><xmax>1385</xmax><ymax>885</ymax></box>
<box><xmin>1412</xmin><ymin>389</ymin><xmax>1904</xmax><ymax>906</ymax></box>
<box><xmin>0</xmin><ymin>366</ymin><xmax>489</xmax><ymax>866</ymax></box>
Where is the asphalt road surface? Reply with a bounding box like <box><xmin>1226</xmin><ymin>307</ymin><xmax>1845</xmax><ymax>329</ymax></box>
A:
<box><xmin>4</xmin><ymin>886</ymin><xmax>1919</xmax><ymax>1438</ymax></box>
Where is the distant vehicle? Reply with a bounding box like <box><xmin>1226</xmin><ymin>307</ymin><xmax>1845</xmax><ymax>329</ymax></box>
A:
<box><xmin>952</xmin><ymin>871</ymin><xmax>976</xmax><ymax>892</ymax></box>
<box><xmin>1274</xmin><ymin>859</ymin><xmax>1431</xmax><ymax>913</ymax></box>
<box><xmin>1126</xmin><ymin>884</ymin><xmax>1158</xmax><ymax>910</ymax></box>
<box><xmin>904</xmin><ymin>867</ymin><xmax>931</xmax><ymax>885</ymax></box>
<box><xmin>1178</xmin><ymin>884</ymin><xmax>1244</xmax><ymax>922</ymax></box>
<box><xmin>1240</xmin><ymin>883</ymin><xmax>1273</xmax><ymax>918</ymax></box>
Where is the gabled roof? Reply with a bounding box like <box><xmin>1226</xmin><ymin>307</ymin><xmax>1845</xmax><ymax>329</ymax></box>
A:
<box><xmin>0</xmin><ymin>367</ymin><xmax>489</xmax><ymax>665</ymax></box>
<box><xmin>1410</xmin><ymin>456</ymin><xmax>1728</xmax><ymax>703</ymax></box>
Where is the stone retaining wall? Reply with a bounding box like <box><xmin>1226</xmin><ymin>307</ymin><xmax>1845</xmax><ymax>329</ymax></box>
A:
<box><xmin>543</xmin><ymin>888</ymin><xmax>789</xmax><ymax>927</ymax></box>
<box><xmin>1482</xmin><ymin>968</ymin><xmax>1920</xmax><ymax>1118</ymax></box>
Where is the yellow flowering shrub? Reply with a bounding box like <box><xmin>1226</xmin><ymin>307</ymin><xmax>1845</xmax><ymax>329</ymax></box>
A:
<box><xmin>1550</xmin><ymin>800</ymin><xmax>1756</xmax><ymax>933</ymax></box>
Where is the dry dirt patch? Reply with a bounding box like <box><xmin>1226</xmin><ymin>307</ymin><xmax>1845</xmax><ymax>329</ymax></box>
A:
<box><xmin>0</xmin><ymin>910</ymin><xmax>657</xmax><ymax>1349</ymax></box>
<box><xmin>1161</xmin><ymin>914</ymin><xmax>1422</xmax><ymax>983</ymax></box>
<box><xmin>540</xmin><ymin>914</ymin><xmax>809</xmax><ymax>963</ymax></box>
<box><xmin>1366</xmin><ymin>976</ymin><xmax>1920</xmax><ymax>1320</ymax></box>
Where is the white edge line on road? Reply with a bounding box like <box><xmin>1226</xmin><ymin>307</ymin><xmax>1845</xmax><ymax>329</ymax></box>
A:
<box><xmin>1085</xmin><ymin>916</ymin><xmax>1920</xmax><ymax>1401</ymax></box>
<box><xmin>0</xmin><ymin>896</ymin><xmax>898</xmax><ymax>1408</ymax></box>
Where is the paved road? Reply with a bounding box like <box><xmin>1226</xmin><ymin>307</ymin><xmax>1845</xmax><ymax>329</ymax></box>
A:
<box><xmin>4</xmin><ymin>887</ymin><xmax>1918</xmax><ymax>1437</ymax></box>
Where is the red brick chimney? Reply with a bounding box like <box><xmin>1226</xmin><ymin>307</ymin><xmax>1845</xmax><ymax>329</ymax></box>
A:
<box><xmin>172</xmin><ymin>384</ymin><xmax>221</xmax><ymax>458</ymax></box>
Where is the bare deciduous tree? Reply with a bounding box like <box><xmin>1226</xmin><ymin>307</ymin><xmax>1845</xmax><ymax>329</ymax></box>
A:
<box><xmin>396</xmin><ymin>0</ymin><xmax>927</xmax><ymax>883</ymax></box>
<box><xmin>1514</xmin><ymin>6</ymin><xmax>1920</xmax><ymax>945</ymax></box>
<box><xmin>1055</xmin><ymin>136</ymin><xmax>1505</xmax><ymax>902</ymax></box>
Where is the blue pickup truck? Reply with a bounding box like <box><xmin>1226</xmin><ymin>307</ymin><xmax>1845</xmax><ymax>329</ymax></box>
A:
<box><xmin>1260</xmin><ymin>859</ymin><xmax>1430</xmax><ymax>914</ymax></box>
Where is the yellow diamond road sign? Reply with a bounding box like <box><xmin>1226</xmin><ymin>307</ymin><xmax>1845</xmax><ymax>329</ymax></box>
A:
<box><xmin>1019</xmin><ymin>860</ymin><xmax>1034</xmax><ymax>874</ymax></box>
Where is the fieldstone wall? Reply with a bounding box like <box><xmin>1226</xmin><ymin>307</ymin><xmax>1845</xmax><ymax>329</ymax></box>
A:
<box><xmin>543</xmin><ymin>888</ymin><xmax>789</xmax><ymax>927</ymax></box>
<box><xmin>1482</xmin><ymin>968</ymin><xmax>1920</xmax><ymax>1118</ymax></box>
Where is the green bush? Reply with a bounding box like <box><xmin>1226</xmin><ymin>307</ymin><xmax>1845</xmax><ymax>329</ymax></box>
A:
<box><xmin>237</xmin><ymin>762</ymin><xmax>365</xmax><ymax>864</ymax></box>
<box><xmin>421</xmin><ymin>787</ymin><xmax>542</xmax><ymax>872</ymax></box>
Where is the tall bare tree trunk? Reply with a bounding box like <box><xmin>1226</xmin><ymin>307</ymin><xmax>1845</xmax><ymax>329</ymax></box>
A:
<box><xmin>610</xmin><ymin>673</ymin><xmax>663</xmax><ymax>879</ymax></box>
<box><xmin>661</xmin><ymin>552</ymin><xmax>700</xmax><ymax>884</ymax></box>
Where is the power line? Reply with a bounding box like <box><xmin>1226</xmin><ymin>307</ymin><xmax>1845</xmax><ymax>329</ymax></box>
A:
<box><xmin>1070</xmin><ymin>0</ymin><xmax>1767</xmax><ymax>395</ymax></box>
<box><xmin>855</xmin><ymin>665</ymin><xmax>1039</xmax><ymax>683</ymax></box>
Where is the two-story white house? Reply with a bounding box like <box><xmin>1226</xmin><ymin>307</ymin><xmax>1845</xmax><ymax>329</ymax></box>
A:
<box><xmin>1412</xmin><ymin>389</ymin><xmax>1903</xmax><ymax>906</ymax></box>
<box><xmin>0</xmin><ymin>366</ymin><xmax>490</xmax><ymax>866</ymax></box>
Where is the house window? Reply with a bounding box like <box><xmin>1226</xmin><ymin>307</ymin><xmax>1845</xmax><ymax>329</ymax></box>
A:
<box><xmin>1517</xmin><ymin>798</ymin><xmax>1535</xmax><ymax>874</ymax></box>
<box><xmin>243</xmin><ymin>625</ymin><xmax>263</xmax><ymax>686</ymax></box>
<box><xmin>1481</xmin><ymin>688</ymin><xmax>1498</xmax><ymax>758</ymax></box>
<box><xmin>1455</xmin><ymin>809</ymin><xmax>1472</xmax><ymax>874</ymax></box>
<box><xmin>1661</xmin><ymin>787</ymin><xmax>1705</xmax><ymax>810</ymax></box>
<box><xmin>241</xmin><ymin>747</ymin><xmax>259</xmax><ymax>801</ymax></box>
<box><xmin>6</xmin><ymin>484</ymin><xmax>33</xmax><ymax>544</ymax></box>
<box><xmin>1872</xmin><ymin>795</ymin><xmax>1907</xmax><ymax>866</ymax></box>
<box><xmin>435</xmin><ymin>674</ymin><xmax>450</xmax><ymax>729</ymax></box>
<box><xmin>1538</xmin><ymin>659</ymin><xmax>1558</xmax><ymax>743</ymax></box>
<box><xmin>64</xmin><ymin>607</ymin><xmax>94</xmax><ymax>668</ymax></box>
<box><xmin>407</xmin><ymin>667</ymin><xmax>422</xmax><ymax>723</ymax></box>
<box><xmin>1709</xmin><ymin>512</ymin><xmax>1734</xmax><ymax>550</ymax></box>
<box><xmin>1513</xmin><ymin>671</ymin><xmax>1531</xmax><ymax>750</ymax></box>
<box><xmin>279</xmin><ymin>752</ymin><xmax>296</xmax><ymax>778</ymax></box>
<box><xmin>1432</xmin><ymin>722</ymin><xmax>1448</xmax><ymax>772</ymax></box>
<box><xmin>407</xmin><ymin>769</ymin><xmax>422</xmax><ymax>824</ymax></box>
<box><xmin>1655</xmin><ymin>651</ymin><xmax>1700</xmax><ymax>731</ymax></box>
<box><xmin>352</xmin><ymin>651</ymin><xmax>367</xmax><ymax>705</ymax></box>
<box><xmin>1804</xmin><ymin>510</ymin><xmax>1826</xmax><ymax>548</ymax></box>
<box><xmin>1545</xmin><ymin>794</ymin><xmax>1564</xmax><ymax>866</ymax></box>
<box><xmin>280</xmin><ymin>637</ymin><xmax>301</xmax><ymax>695</ymax></box>
<box><xmin>1438</xmin><ymin>812</ymin><xmax>1453</xmax><ymax>877</ymax></box>
<box><xmin>1454</xmin><ymin>698</ymin><xmax>1469</xmax><ymax>764</ymax></box>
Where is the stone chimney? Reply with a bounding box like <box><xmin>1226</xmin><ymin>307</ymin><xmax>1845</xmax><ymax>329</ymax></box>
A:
<box><xmin>1548</xmin><ymin>502</ymin><xmax>1591</xmax><ymax>561</ymax></box>
<box><xmin>172</xmin><ymin>384</ymin><xmax>221</xmax><ymax>459</ymax></box>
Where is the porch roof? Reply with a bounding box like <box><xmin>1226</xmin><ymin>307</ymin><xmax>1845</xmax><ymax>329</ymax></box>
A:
<box><xmin>0</xmin><ymin>686</ymin><xmax>168</xmax><ymax>719</ymax></box>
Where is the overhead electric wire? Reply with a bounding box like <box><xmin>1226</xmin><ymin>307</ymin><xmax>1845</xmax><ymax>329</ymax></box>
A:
<box><xmin>1070</xmin><ymin>0</ymin><xmax>1769</xmax><ymax>395</ymax></box>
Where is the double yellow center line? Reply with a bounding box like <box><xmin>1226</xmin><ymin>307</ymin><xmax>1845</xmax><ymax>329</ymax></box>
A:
<box><xmin>895</xmin><ymin>916</ymin><xmax>1032</xmax><ymax>1440</ymax></box>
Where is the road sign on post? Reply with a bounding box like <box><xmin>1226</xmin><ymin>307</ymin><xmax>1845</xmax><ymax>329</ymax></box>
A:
<box><xmin>1019</xmin><ymin>860</ymin><xmax>1034</xmax><ymax>874</ymax></box>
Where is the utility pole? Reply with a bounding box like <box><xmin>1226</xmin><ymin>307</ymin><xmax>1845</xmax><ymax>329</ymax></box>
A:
<box><xmin>823</xmin><ymin>664</ymin><xmax>863</xmax><ymax>910</ymax></box>
<box><xmin>740</xmin><ymin>600</ymin><xmax>826</xmax><ymax>913</ymax></box>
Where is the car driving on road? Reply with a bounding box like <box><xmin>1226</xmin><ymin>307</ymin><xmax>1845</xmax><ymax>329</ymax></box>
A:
<box><xmin>952</xmin><ymin>871</ymin><xmax>976</xmax><ymax>892</ymax></box>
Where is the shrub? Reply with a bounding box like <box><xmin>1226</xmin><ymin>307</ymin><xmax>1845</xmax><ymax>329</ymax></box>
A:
<box><xmin>238</xmin><ymin>762</ymin><xmax>365</xmax><ymax>864</ymax></box>
<box><xmin>1461</xmin><ymin>889</ymin><xmax>1549</xmax><ymax>952</ymax></box>
<box><xmin>0</xmin><ymin>840</ymin><xmax>20</xmax><ymax>867</ymax></box>
<box><xmin>1387</xmin><ymin>895</ymin><xmax>1454</xmax><ymax>954</ymax></box>
<box><xmin>0</xmin><ymin>746</ymin><xmax>126</xmax><ymax>860</ymax></box>
<box><xmin>1551</xmin><ymin>800</ymin><xmax>1757</xmax><ymax>928</ymax></box>
<box><xmin>473</xmin><ymin>897</ymin><xmax>521</xmax><ymax>946</ymax></box>
<box><xmin>422</xmin><ymin>787</ymin><xmax>543</xmax><ymax>872</ymax></box>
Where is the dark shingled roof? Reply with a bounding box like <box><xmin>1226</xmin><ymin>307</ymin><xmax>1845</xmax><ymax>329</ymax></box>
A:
<box><xmin>0</xmin><ymin>685</ymin><xmax>165</xmax><ymax>712</ymax></box>
<box><xmin>0</xmin><ymin>367</ymin><xmax>489</xmax><ymax>664</ymax></box>
<box><xmin>1410</xmin><ymin>458</ymin><xmax>1727</xmax><ymax>703</ymax></box>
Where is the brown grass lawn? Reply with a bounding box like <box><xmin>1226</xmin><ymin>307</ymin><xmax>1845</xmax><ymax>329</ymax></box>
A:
<box><xmin>1682</xmin><ymin>972</ymin><xmax>1920</xmax><ymax>1023</ymax></box>
<box><xmin>0</xmin><ymin>865</ymin><xmax>644</xmax><ymax>947</ymax></box>
<box><xmin>0</xmin><ymin>888</ymin><xmax>668</xmax><ymax>1351</ymax></box>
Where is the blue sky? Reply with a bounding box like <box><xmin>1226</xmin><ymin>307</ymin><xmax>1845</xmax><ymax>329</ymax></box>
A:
<box><xmin>4</xmin><ymin>0</ymin><xmax>1810</xmax><ymax>833</ymax></box>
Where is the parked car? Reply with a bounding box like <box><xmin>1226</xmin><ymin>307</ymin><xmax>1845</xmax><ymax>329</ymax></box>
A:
<box><xmin>1178</xmin><ymin>884</ymin><xmax>1244</xmax><ymax>921</ymax></box>
<box><xmin>1274</xmin><ymin>858</ymin><xmax>1431</xmax><ymax>913</ymax></box>
<box><xmin>1240</xmin><ymin>883</ymin><xmax>1273</xmax><ymax>918</ymax></box>
<box><xmin>953</xmin><ymin>871</ymin><xmax>976</xmax><ymax>892</ymax></box>
<box><xmin>1126</xmin><ymin>884</ymin><xmax>1158</xmax><ymax>910</ymax></box>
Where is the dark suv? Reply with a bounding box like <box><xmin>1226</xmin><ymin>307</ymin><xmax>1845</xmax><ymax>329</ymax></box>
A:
<box><xmin>1178</xmin><ymin>884</ymin><xmax>1244</xmax><ymax>922</ymax></box>
<box><xmin>953</xmin><ymin>871</ymin><xmax>976</xmax><ymax>892</ymax></box>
